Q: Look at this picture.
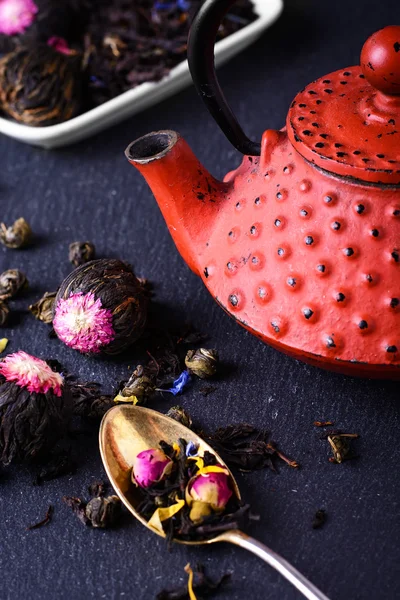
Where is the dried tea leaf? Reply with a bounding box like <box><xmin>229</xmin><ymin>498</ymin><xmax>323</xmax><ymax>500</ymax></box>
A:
<box><xmin>68</xmin><ymin>241</ymin><xmax>96</xmax><ymax>267</ymax></box>
<box><xmin>312</xmin><ymin>509</ymin><xmax>327</xmax><ymax>530</ymax></box>
<box><xmin>0</xmin><ymin>218</ymin><xmax>31</xmax><ymax>249</ymax></box>
<box><xmin>27</xmin><ymin>505</ymin><xmax>54</xmax><ymax>531</ymax></box>
<box><xmin>0</xmin><ymin>269</ymin><xmax>28</xmax><ymax>301</ymax></box>
<box><xmin>29</xmin><ymin>291</ymin><xmax>57</xmax><ymax>324</ymax></box>
<box><xmin>34</xmin><ymin>450</ymin><xmax>76</xmax><ymax>485</ymax></box>
<box><xmin>157</xmin><ymin>563</ymin><xmax>232</xmax><ymax>600</ymax></box>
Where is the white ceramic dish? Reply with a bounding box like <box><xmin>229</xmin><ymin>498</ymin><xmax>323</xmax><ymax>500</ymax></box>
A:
<box><xmin>0</xmin><ymin>0</ymin><xmax>283</xmax><ymax>148</ymax></box>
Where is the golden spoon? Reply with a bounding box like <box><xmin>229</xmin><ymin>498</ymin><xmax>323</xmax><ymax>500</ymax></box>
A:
<box><xmin>100</xmin><ymin>405</ymin><xmax>330</xmax><ymax>600</ymax></box>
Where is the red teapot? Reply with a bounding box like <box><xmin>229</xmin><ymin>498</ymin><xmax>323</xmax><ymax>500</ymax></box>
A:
<box><xmin>126</xmin><ymin>0</ymin><xmax>400</xmax><ymax>380</ymax></box>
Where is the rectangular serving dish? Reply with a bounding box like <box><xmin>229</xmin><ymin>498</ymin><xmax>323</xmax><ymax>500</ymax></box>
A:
<box><xmin>0</xmin><ymin>0</ymin><xmax>283</xmax><ymax>148</ymax></box>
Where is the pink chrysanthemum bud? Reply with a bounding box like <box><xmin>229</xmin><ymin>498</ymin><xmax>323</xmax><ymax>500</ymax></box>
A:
<box><xmin>0</xmin><ymin>350</ymin><xmax>63</xmax><ymax>395</ymax></box>
<box><xmin>0</xmin><ymin>0</ymin><xmax>38</xmax><ymax>36</ymax></box>
<box><xmin>132</xmin><ymin>448</ymin><xmax>173</xmax><ymax>488</ymax></box>
<box><xmin>186</xmin><ymin>471</ymin><xmax>232</xmax><ymax>523</ymax></box>
<box><xmin>53</xmin><ymin>292</ymin><xmax>115</xmax><ymax>355</ymax></box>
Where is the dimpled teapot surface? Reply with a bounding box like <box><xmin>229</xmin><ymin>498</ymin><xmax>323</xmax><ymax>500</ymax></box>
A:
<box><xmin>126</xmin><ymin>0</ymin><xmax>399</xmax><ymax>380</ymax></box>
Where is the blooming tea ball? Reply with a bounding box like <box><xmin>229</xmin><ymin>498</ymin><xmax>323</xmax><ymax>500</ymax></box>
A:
<box><xmin>0</xmin><ymin>351</ymin><xmax>72</xmax><ymax>466</ymax></box>
<box><xmin>53</xmin><ymin>259</ymin><xmax>148</xmax><ymax>355</ymax></box>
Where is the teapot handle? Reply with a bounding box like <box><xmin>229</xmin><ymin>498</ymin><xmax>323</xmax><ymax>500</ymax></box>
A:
<box><xmin>188</xmin><ymin>0</ymin><xmax>262</xmax><ymax>156</ymax></box>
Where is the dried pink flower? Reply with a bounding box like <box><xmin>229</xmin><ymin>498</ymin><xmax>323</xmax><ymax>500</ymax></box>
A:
<box><xmin>186</xmin><ymin>471</ymin><xmax>232</xmax><ymax>523</ymax></box>
<box><xmin>0</xmin><ymin>0</ymin><xmax>38</xmax><ymax>36</ymax></box>
<box><xmin>47</xmin><ymin>36</ymin><xmax>73</xmax><ymax>56</ymax></box>
<box><xmin>0</xmin><ymin>351</ymin><xmax>64</xmax><ymax>396</ymax></box>
<box><xmin>133</xmin><ymin>448</ymin><xmax>173</xmax><ymax>488</ymax></box>
<box><xmin>53</xmin><ymin>292</ymin><xmax>115</xmax><ymax>354</ymax></box>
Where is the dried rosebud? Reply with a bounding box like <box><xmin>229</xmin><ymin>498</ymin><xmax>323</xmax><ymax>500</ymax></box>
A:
<box><xmin>0</xmin><ymin>269</ymin><xmax>28</xmax><ymax>301</ymax></box>
<box><xmin>0</xmin><ymin>0</ymin><xmax>38</xmax><ymax>36</ymax></box>
<box><xmin>85</xmin><ymin>495</ymin><xmax>122</xmax><ymax>528</ymax></box>
<box><xmin>186</xmin><ymin>471</ymin><xmax>232</xmax><ymax>524</ymax></box>
<box><xmin>120</xmin><ymin>375</ymin><xmax>155</xmax><ymax>403</ymax></box>
<box><xmin>132</xmin><ymin>448</ymin><xmax>173</xmax><ymax>488</ymax></box>
<box><xmin>0</xmin><ymin>218</ymin><xmax>31</xmax><ymax>249</ymax></box>
<box><xmin>53</xmin><ymin>259</ymin><xmax>148</xmax><ymax>355</ymax></box>
<box><xmin>0</xmin><ymin>301</ymin><xmax>10</xmax><ymax>327</ymax></box>
<box><xmin>68</xmin><ymin>241</ymin><xmax>96</xmax><ymax>267</ymax></box>
<box><xmin>0</xmin><ymin>351</ymin><xmax>72</xmax><ymax>465</ymax></box>
<box><xmin>166</xmin><ymin>405</ymin><xmax>193</xmax><ymax>429</ymax></box>
<box><xmin>29</xmin><ymin>291</ymin><xmax>57</xmax><ymax>324</ymax></box>
<box><xmin>0</xmin><ymin>45</ymin><xmax>83</xmax><ymax>126</ymax></box>
<box><xmin>185</xmin><ymin>348</ymin><xmax>219</xmax><ymax>379</ymax></box>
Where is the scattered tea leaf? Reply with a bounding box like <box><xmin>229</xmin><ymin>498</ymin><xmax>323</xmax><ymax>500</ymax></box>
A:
<box><xmin>312</xmin><ymin>509</ymin><xmax>327</xmax><ymax>530</ymax></box>
<box><xmin>0</xmin><ymin>269</ymin><xmax>28</xmax><ymax>301</ymax></box>
<box><xmin>68</xmin><ymin>241</ymin><xmax>96</xmax><ymax>267</ymax></box>
<box><xmin>34</xmin><ymin>450</ymin><xmax>76</xmax><ymax>485</ymax></box>
<box><xmin>0</xmin><ymin>218</ymin><xmax>31</xmax><ymax>249</ymax></box>
<box><xmin>314</xmin><ymin>421</ymin><xmax>334</xmax><ymax>427</ymax></box>
<box><xmin>29</xmin><ymin>291</ymin><xmax>57</xmax><ymax>324</ymax></box>
<box><xmin>205</xmin><ymin>424</ymin><xmax>300</xmax><ymax>472</ymax></box>
<box><xmin>157</xmin><ymin>563</ymin><xmax>232</xmax><ymax>600</ymax></box>
<box><xmin>27</xmin><ymin>505</ymin><xmax>53</xmax><ymax>530</ymax></box>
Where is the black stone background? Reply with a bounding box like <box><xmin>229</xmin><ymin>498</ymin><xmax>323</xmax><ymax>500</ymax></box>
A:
<box><xmin>0</xmin><ymin>0</ymin><xmax>399</xmax><ymax>598</ymax></box>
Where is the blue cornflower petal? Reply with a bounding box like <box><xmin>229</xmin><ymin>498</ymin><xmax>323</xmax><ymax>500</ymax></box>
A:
<box><xmin>157</xmin><ymin>370</ymin><xmax>191</xmax><ymax>396</ymax></box>
<box><xmin>186</xmin><ymin>441</ymin><xmax>199</xmax><ymax>457</ymax></box>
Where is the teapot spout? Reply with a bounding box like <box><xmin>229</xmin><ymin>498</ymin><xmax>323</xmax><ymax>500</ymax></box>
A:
<box><xmin>125</xmin><ymin>130</ymin><xmax>228</xmax><ymax>275</ymax></box>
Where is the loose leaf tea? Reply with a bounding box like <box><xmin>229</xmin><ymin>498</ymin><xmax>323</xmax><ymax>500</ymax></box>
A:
<box><xmin>133</xmin><ymin>438</ymin><xmax>249</xmax><ymax>543</ymax></box>
<box><xmin>0</xmin><ymin>269</ymin><xmax>28</xmax><ymax>301</ymax></box>
<box><xmin>68</xmin><ymin>241</ymin><xmax>96</xmax><ymax>267</ymax></box>
<box><xmin>27</xmin><ymin>504</ymin><xmax>54</xmax><ymax>530</ymax></box>
<box><xmin>166</xmin><ymin>406</ymin><xmax>193</xmax><ymax>429</ymax></box>
<box><xmin>53</xmin><ymin>259</ymin><xmax>148</xmax><ymax>355</ymax></box>
<box><xmin>0</xmin><ymin>0</ymin><xmax>256</xmax><ymax>123</ymax></box>
<box><xmin>29</xmin><ymin>291</ymin><xmax>57</xmax><ymax>324</ymax></box>
<box><xmin>34</xmin><ymin>450</ymin><xmax>76</xmax><ymax>485</ymax></box>
<box><xmin>157</xmin><ymin>563</ymin><xmax>232</xmax><ymax>600</ymax></box>
<box><xmin>0</xmin><ymin>217</ymin><xmax>31</xmax><ymax>249</ymax></box>
<box><xmin>185</xmin><ymin>348</ymin><xmax>219</xmax><ymax>379</ymax></box>
<box><xmin>84</xmin><ymin>0</ymin><xmax>257</xmax><ymax>106</ymax></box>
<box><xmin>63</xmin><ymin>492</ymin><xmax>122</xmax><ymax>528</ymax></box>
<box><xmin>314</xmin><ymin>421</ymin><xmax>334</xmax><ymax>427</ymax></box>
<box><xmin>205</xmin><ymin>424</ymin><xmax>300</xmax><ymax>472</ymax></box>
<box><xmin>320</xmin><ymin>430</ymin><xmax>360</xmax><ymax>464</ymax></box>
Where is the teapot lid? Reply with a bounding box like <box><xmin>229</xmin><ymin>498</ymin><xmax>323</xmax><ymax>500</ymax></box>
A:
<box><xmin>287</xmin><ymin>26</ymin><xmax>400</xmax><ymax>185</ymax></box>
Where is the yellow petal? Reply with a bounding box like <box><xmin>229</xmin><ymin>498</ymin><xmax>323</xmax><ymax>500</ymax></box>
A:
<box><xmin>147</xmin><ymin>498</ymin><xmax>185</xmax><ymax>535</ymax></box>
<box><xmin>173</xmin><ymin>442</ymin><xmax>181</xmax><ymax>455</ymax></box>
<box><xmin>184</xmin><ymin>564</ymin><xmax>197</xmax><ymax>600</ymax></box>
<box><xmin>0</xmin><ymin>339</ymin><xmax>8</xmax><ymax>354</ymax></box>
<box><xmin>188</xmin><ymin>456</ymin><xmax>228</xmax><ymax>476</ymax></box>
<box><xmin>113</xmin><ymin>393</ymin><xmax>139</xmax><ymax>405</ymax></box>
<box><xmin>198</xmin><ymin>465</ymin><xmax>229</xmax><ymax>476</ymax></box>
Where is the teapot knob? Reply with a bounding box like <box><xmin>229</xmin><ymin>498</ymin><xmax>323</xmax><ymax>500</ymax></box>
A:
<box><xmin>361</xmin><ymin>25</ymin><xmax>400</xmax><ymax>95</ymax></box>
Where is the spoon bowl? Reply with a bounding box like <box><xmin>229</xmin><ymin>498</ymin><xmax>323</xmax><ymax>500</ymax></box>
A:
<box><xmin>100</xmin><ymin>404</ymin><xmax>330</xmax><ymax>600</ymax></box>
<box><xmin>99</xmin><ymin>404</ymin><xmax>240</xmax><ymax>544</ymax></box>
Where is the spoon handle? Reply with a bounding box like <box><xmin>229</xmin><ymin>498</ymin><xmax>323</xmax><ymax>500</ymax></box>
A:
<box><xmin>215</xmin><ymin>529</ymin><xmax>330</xmax><ymax>600</ymax></box>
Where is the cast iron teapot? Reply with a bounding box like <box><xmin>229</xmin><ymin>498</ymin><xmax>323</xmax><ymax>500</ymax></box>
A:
<box><xmin>126</xmin><ymin>0</ymin><xmax>400</xmax><ymax>380</ymax></box>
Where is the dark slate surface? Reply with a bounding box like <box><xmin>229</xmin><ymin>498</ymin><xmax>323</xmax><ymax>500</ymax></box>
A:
<box><xmin>0</xmin><ymin>1</ymin><xmax>399</xmax><ymax>599</ymax></box>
